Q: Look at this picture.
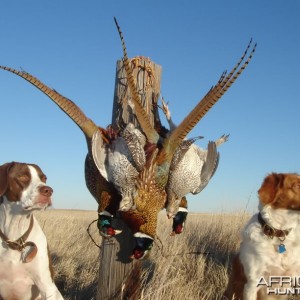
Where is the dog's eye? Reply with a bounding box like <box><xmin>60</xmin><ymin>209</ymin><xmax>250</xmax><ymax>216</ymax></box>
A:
<box><xmin>292</xmin><ymin>183</ymin><xmax>300</xmax><ymax>190</ymax></box>
<box><xmin>18</xmin><ymin>175</ymin><xmax>30</xmax><ymax>182</ymax></box>
<box><xmin>41</xmin><ymin>175</ymin><xmax>47</xmax><ymax>183</ymax></box>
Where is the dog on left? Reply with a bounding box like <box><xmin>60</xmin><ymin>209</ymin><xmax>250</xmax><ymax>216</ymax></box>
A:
<box><xmin>0</xmin><ymin>162</ymin><xmax>64</xmax><ymax>300</ymax></box>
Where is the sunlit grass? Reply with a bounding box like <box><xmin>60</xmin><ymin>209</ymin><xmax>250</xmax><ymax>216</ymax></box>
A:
<box><xmin>35</xmin><ymin>210</ymin><xmax>249</xmax><ymax>300</ymax></box>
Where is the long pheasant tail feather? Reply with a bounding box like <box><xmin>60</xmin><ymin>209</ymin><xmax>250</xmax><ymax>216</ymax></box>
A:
<box><xmin>114</xmin><ymin>17</ymin><xmax>159</xmax><ymax>144</ymax></box>
<box><xmin>165</xmin><ymin>41</ymin><xmax>256</xmax><ymax>156</ymax></box>
<box><xmin>203</xmin><ymin>42</ymin><xmax>256</xmax><ymax>117</ymax></box>
<box><xmin>0</xmin><ymin>66</ymin><xmax>98</xmax><ymax>138</ymax></box>
<box><xmin>218</xmin><ymin>42</ymin><xmax>257</xmax><ymax>98</ymax></box>
<box><xmin>219</xmin><ymin>38</ymin><xmax>253</xmax><ymax>90</ymax></box>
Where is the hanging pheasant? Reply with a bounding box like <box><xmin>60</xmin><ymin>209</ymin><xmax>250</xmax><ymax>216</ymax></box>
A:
<box><xmin>92</xmin><ymin>122</ymin><xmax>146</xmax><ymax>211</ymax></box>
<box><xmin>110</xmin><ymin>18</ymin><xmax>256</xmax><ymax>258</ymax></box>
<box><xmin>157</xmin><ymin>98</ymin><xmax>229</xmax><ymax>234</ymax></box>
<box><xmin>0</xmin><ymin>65</ymin><xmax>146</xmax><ymax>238</ymax></box>
<box><xmin>152</xmin><ymin>101</ymin><xmax>203</xmax><ymax>234</ymax></box>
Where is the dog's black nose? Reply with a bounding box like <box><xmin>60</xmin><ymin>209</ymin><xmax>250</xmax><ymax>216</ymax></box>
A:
<box><xmin>39</xmin><ymin>185</ymin><xmax>53</xmax><ymax>196</ymax></box>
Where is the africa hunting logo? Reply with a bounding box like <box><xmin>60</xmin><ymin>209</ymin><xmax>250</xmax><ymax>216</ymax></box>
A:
<box><xmin>257</xmin><ymin>276</ymin><xmax>300</xmax><ymax>295</ymax></box>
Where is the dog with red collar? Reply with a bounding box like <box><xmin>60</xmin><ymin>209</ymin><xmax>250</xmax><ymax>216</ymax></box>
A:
<box><xmin>226</xmin><ymin>173</ymin><xmax>300</xmax><ymax>300</ymax></box>
<box><xmin>0</xmin><ymin>162</ymin><xmax>64</xmax><ymax>300</ymax></box>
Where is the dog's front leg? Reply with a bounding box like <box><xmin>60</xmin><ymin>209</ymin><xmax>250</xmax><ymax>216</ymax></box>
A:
<box><xmin>243</xmin><ymin>280</ymin><xmax>259</xmax><ymax>300</ymax></box>
<box><xmin>44</xmin><ymin>285</ymin><xmax>64</xmax><ymax>300</ymax></box>
<box><xmin>36</xmin><ymin>281</ymin><xmax>64</xmax><ymax>300</ymax></box>
<box><xmin>33</xmin><ymin>270</ymin><xmax>64</xmax><ymax>300</ymax></box>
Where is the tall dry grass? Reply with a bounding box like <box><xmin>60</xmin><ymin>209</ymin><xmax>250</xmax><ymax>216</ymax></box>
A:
<box><xmin>35</xmin><ymin>210</ymin><xmax>100</xmax><ymax>299</ymax></box>
<box><xmin>35</xmin><ymin>209</ymin><xmax>249</xmax><ymax>300</ymax></box>
<box><xmin>140</xmin><ymin>212</ymin><xmax>248</xmax><ymax>300</ymax></box>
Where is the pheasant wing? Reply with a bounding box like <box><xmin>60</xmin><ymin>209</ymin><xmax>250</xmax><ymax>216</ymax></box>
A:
<box><xmin>193</xmin><ymin>141</ymin><xmax>219</xmax><ymax>194</ymax></box>
<box><xmin>91</xmin><ymin>130</ymin><xmax>109</xmax><ymax>181</ymax></box>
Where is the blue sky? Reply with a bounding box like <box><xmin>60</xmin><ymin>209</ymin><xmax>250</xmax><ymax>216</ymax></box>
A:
<box><xmin>1</xmin><ymin>1</ymin><xmax>299</xmax><ymax>213</ymax></box>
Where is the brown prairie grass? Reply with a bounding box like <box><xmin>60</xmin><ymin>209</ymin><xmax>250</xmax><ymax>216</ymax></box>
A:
<box><xmin>35</xmin><ymin>209</ymin><xmax>249</xmax><ymax>300</ymax></box>
<box><xmin>35</xmin><ymin>209</ymin><xmax>100</xmax><ymax>299</ymax></box>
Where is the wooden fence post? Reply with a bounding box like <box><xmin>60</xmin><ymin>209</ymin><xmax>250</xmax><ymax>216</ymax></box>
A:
<box><xmin>96</xmin><ymin>57</ymin><xmax>162</xmax><ymax>300</ymax></box>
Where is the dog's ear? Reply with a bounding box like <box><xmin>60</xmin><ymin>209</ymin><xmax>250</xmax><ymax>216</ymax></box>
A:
<box><xmin>258</xmin><ymin>173</ymin><xmax>285</xmax><ymax>205</ymax></box>
<box><xmin>0</xmin><ymin>162</ymin><xmax>15</xmax><ymax>197</ymax></box>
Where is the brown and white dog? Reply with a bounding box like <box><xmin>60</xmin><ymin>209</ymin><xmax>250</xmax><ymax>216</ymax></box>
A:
<box><xmin>0</xmin><ymin>162</ymin><xmax>64</xmax><ymax>300</ymax></box>
<box><xmin>226</xmin><ymin>173</ymin><xmax>300</xmax><ymax>300</ymax></box>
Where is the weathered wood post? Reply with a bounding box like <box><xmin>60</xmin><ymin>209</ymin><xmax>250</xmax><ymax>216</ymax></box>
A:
<box><xmin>96</xmin><ymin>57</ymin><xmax>162</xmax><ymax>300</ymax></box>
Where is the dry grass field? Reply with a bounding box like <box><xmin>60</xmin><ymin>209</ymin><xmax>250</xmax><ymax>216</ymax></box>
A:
<box><xmin>34</xmin><ymin>209</ymin><xmax>250</xmax><ymax>300</ymax></box>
